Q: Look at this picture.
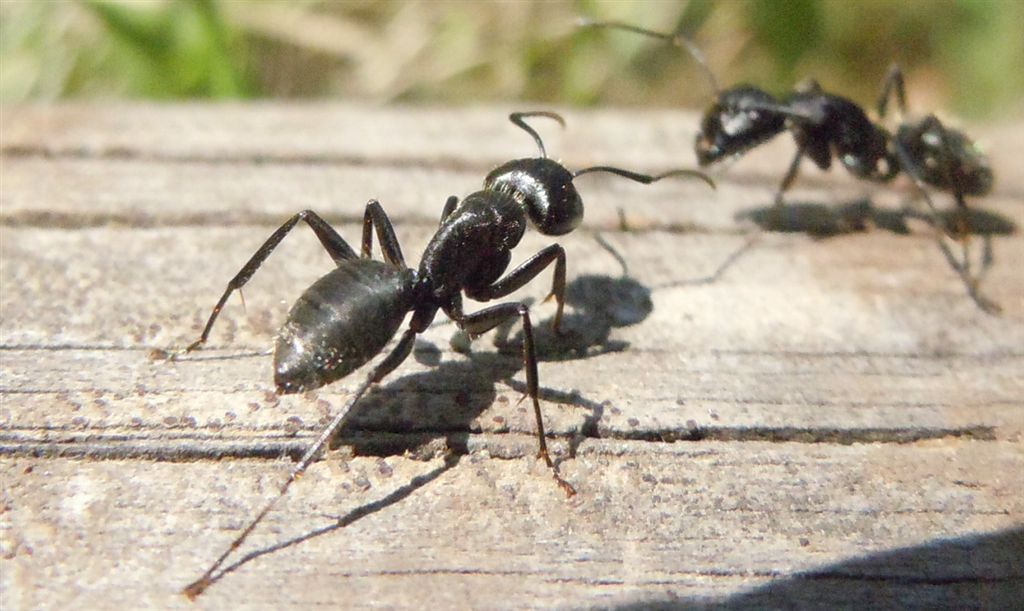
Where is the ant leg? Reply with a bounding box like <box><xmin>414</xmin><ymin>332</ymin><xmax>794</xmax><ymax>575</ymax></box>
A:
<box><xmin>920</xmin><ymin>116</ymin><xmax>971</xmax><ymax>239</ymax></box>
<box><xmin>906</xmin><ymin>116</ymin><xmax>973</xmax><ymax>274</ymax></box>
<box><xmin>440</xmin><ymin>196</ymin><xmax>459</xmax><ymax>225</ymax></box>
<box><xmin>451</xmin><ymin>301</ymin><xmax>575</xmax><ymax>496</ymax></box>
<box><xmin>360</xmin><ymin>200</ymin><xmax>405</xmax><ymax>267</ymax></box>
<box><xmin>877</xmin><ymin>64</ymin><xmax>907</xmax><ymax>119</ymax></box>
<box><xmin>775</xmin><ymin>145</ymin><xmax>805</xmax><ymax>208</ymax></box>
<box><xmin>465</xmin><ymin>244</ymin><xmax>567</xmax><ymax>333</ymax></box>
<box><xmin>182</xmin><ymin>327</ymin><xmax>418</xmax><ymax>599</ymax></box>
<box><xmin>184</xmin><ymin>210</ymin><xmax>357</xmax><ymax>353</ymax></box>
<box><xmin>891</xmin><ymin>137</ymin><xmax>999</xmax><ymax>314</ymax></box>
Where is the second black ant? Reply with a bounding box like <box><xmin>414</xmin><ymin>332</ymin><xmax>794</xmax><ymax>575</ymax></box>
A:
<box><xmin>580</xmin><ymin>19</ymin><xmax>999</xmax><ymax>313</ymax></box>
<box><xmin>177</xmin><ymin>111</ymin><xmax>713</xmax><ymax>598</ymax></box>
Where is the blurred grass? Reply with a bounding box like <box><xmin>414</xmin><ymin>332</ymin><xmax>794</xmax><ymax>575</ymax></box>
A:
<box><xmin>1</xmin><ymin>0</ymin><xmax>1021</xmax><ymax>119</ymax></box>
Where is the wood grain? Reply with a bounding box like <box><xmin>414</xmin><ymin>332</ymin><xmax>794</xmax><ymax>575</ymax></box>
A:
<box><xmin>1</xmin><ymin>104</ymin><xmax>1022</xmax><ymax>609</ymax></box>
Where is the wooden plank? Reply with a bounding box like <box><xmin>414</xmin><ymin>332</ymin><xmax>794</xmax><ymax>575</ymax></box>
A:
<box><xmin>3</xmin><ymin>104</ymin><xmax>1022</xmax><ymax>189</ymax></box>
<box><xmin>2</xmin><ymin>441</ymin><xmax>1021</xmax><ymax>609</ymax></box>
<box><xmin>1</xmin><ymin>104</ymin><xmax>1022</xmax><ymax>609</ymax></box>
<box><xmin>2</xmin><ymin>225</ymin><xmax>1021</xmax><ymax>446</ymax></box>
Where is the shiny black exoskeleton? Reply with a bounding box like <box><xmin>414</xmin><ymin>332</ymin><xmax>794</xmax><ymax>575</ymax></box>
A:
<box><xmin>180</xmin><ymin>111</ymin><xmax>713</xmax><ymax>598</ymax></box>
<box><xmin>581</xmin><ymin>21</ymin><xmax>994</xmax><ymax>216</ymax></box>
<box><xmin>699</xmin><ymin>79</ymin><xmax>899</xmax><ymax>204</ymax></box>
<box><xmin>580</xmin><ymin>20</ymin><xmax>897</xmax><ymax>205</ymax></box>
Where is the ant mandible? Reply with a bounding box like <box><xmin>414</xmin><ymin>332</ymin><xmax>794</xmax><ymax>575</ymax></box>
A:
<box><xmin>179</xmin><ymin>111</ymin><xmax>714</xmax><ymax>598</ymax></box>
<box><xmin>579</xmin><ymin>20</ymin><xmax>999</xmax><ymax>313</ymax></box>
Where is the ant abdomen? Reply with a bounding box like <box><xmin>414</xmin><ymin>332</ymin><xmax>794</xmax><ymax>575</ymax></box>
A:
<box><xmin>896</xmin><ymin>119</ymin><xmax>993</xmax><ymax>197</ymax></box>
<box><xmin>274</xmin><ymin>260</ymin><xmax>416</xmax><ymax>394</ymax></box>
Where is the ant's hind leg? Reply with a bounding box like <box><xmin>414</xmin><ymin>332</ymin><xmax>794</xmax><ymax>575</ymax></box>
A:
<box><xmin>466</xmin><ymin>244</ymin><xmax>567</xmax><ymax>333</ymax></box>
<box><xmin>454</xmin><ymin>301</ymin><xmax>576</xmax><ymax>496</ymax></box>
<box><xmin>184</xmin><ymin>210</ymin><xmax>357</xmax><ymax>353</ymax></box>
<box><xmin>360</xmin><ymin>200</ymin><xmax>406</xmax><ymax>267</ymax></box>
<box><xmin>181</xmin><ymin>326</ymin><xmax>419</xmax><ymax>599</ymax></box>
<box><xmin>892</xmin><ymin>137</ymin><xmax>999</xmax><ymax>314</ymax></box>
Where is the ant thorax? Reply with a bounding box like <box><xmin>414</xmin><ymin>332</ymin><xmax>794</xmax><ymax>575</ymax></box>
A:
<box><xmin>417</xmin><ymin>190</ymin><xmax>527</xmax><ymax>299</ymax></box>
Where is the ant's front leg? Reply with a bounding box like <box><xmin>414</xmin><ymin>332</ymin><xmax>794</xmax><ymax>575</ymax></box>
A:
<box><xmin>465</xmin><ymin>244</ymin><xmax>567</xmax><ymax>333</ymax></box>
<box><xmin>183</xmin><ymin>210</ymin><xmax>357</xmax><ymax>353</ymax></box>
<box><xmin>774</xmin><ymin>143</ymin><xmax>806</xmax><ymax>209</ymax></box>
<box><xmin>450</xmin><ymin>299</ymin><xmax>575</xmax><ymax>496</ymax></box>
<box><xmin>877</xmin><ymin>64</ymin><xmax>908</xmax><ymax>120</ymax></box>
<box><xmin>360</xmin><ymin>200</ymin><xmax>406</xmax><ymax>267</ymax></box>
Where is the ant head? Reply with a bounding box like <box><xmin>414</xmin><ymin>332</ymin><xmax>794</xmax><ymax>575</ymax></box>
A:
<box><xmin>483</xmin><ymin>112</ymin><xmax>581</xmax><ymax>235</ymax></box>
<box><xmin>485</xmin><ymin>156</ymin><xmax>583</xmax><ymax>236</ymax></box>
<box><xmin>575</xmin><ymin>21</ymin><xmax>781</xmax><ymax>166</ymax></box>
<box><xmin>696</xmin><ymin>86</ymin><xmax>787</xmax><ymax>165</ymax></box>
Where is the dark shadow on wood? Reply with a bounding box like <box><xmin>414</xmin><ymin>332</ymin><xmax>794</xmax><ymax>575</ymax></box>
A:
<box><xmin>736</xmin><ymin>200</ymin><xmax>874</xmax><ymax>238</ymax></box>
<box><xmin>916</xmin><ymin>207</ymin><xmax>1018</xmax><ymax>237</ymax></box>
<box><xmin>339</xmin><ymin>272</ymin><xmax>651</xmax><ymax>462</ymax></box>
<box><xmin>609</xmin><ymin>526</ymin><xmax>1024</xmax><ymax>610</ymax></box>
<box><xmin>737</xmin><ymin>200</ymin><xmax>1017</xmax><ymax>239</ymax></box>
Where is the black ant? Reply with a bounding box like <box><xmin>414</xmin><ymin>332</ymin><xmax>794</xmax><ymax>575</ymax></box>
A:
<box><xmin>177</xmin><ymin>111</ymin><xmax>713</xmax><ymax>598</ymax></box>
<box><xmin>579</xmin><ymin>19</ymin><xmax>999</xmax><ymax>312</ymax></box>
<box><xmin>578</xmin><ymin>19</ymin><xmax>897</xmax><ymax>205</ymax></box>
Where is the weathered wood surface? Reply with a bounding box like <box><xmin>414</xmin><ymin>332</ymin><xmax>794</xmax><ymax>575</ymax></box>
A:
<box><xmin>1</xmin><ymin>104</ymin><xmax>1022</xmax><ymax>609</ymax></box>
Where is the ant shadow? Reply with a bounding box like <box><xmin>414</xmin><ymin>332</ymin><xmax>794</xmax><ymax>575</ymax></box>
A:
<box><xmin>348</xmin><ymin>270</ymin><xmax>656</xmax><ymax>452</ymax></box>
<box><xmin>737</xmin><ymin>199</ymin><xmax>1017</xmax><ymax>239</ymax></box>
<box><xmin>502</xmin><ymin>273</ymin><xmax>654</xmax><ymax>360</ymax></box>
<box><xmin>207</xmin><ymin>451</ymin><xmax>462</xmax><ymax>587</ymax></box>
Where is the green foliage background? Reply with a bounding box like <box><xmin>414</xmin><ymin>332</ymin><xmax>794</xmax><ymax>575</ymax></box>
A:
<box><xmin>2</xmin><ymin>0</ymin><xmax>1021</xmax><ymax>118</ymax></box>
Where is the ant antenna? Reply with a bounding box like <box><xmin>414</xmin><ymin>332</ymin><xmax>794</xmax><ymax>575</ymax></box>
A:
<box><xmin>576</xmin><ymin>18</ymin><xmax>720</xmax><ymax>96</ymax></box>
<box><xmin>574</xmin><ymin>166</ymin><xmax>716</xmax><ymax>190</ymax></box>
<box><xmin>510</xmin><ymin>111</ymin><xmax>566</xmax><ymax>159</ymax></box>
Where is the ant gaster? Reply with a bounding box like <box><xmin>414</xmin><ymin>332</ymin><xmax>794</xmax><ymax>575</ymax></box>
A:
<box><xmin>875</xmin><ymin>64</ymin><xmax>997</xmax><ymax>312</ymax></box>
<box><xmin>876</xmin><ymin>65</ymin><xmax>994</xmax><ymax>229</ymax></box>
<box><xmin>580</xmin><ymin>20</ymin><xmax>998</xmax><ymax>312</ymax></box>
<box><xmin>179</xmin><ymin>111</ymin><xmax>714</xmax><ymax>598</ymax></box>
